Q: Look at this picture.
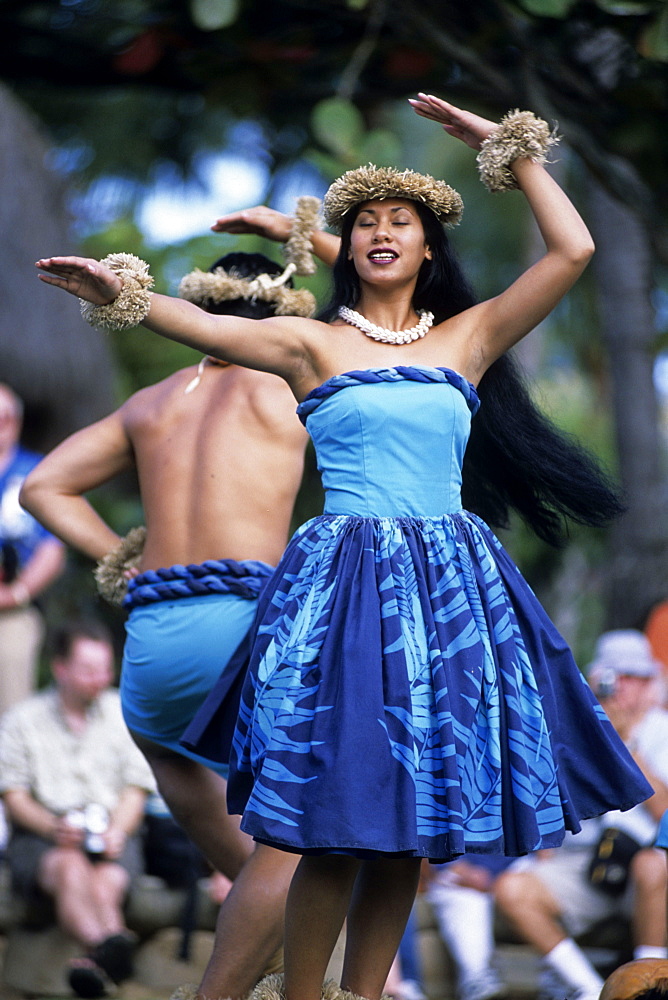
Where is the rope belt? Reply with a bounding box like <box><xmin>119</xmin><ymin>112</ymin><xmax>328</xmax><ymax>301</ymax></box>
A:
<box><xmin>123</xmin><ymin>558</ymin><xmax>274</xmax><ymax>610</ymax></box>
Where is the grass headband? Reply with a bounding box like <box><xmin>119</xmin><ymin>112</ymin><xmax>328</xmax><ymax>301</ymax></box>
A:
<box><xmin>323</xmin><ymin>164</ymin><xmax>464</xmax><ymax>232</ymax></box>
<box><xmin>178</xmin><ymin>264</ymin><xmax>316</xmax><ymax>318</ymax></box>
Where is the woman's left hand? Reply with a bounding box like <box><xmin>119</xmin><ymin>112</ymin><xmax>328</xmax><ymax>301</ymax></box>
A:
<box><xmin>408</xmin><ymin>94</ymin><xmax>497</xmax><ymax>150</ymax></box>
<box><xmin>211</xmin><ymin>206</ymin><xmax>292</xmax><ymax>242</ymax></box>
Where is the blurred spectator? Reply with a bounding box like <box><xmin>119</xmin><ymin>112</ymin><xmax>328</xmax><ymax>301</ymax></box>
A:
<box><xmin>0</xmin><ymin>383</ymin><xmax>65</xmax><ymax>713</ymax></box>
<box><xmin>425</xmin><ymin>854</ymin><xmax>515</xmax><ymax>1000</ymax></box>
<box><xmin>495</xmin><ymin>630</ymin><xmax>668</xmax><ymax>1000</ymax></box>
<box><xmin>0</xmin><ymin>619</ymin><xmax>155</xmax><ymax>997</ymax></box>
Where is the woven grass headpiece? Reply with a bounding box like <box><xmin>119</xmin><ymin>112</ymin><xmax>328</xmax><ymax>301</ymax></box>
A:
<box><xmin>178</xmin><ymin>264</ymin><xmax>316</xmax><ymax>317</ymax></box>
<box><xmin>323</xmin><ymin>164</ymin><xmax>463</xmax><ymax>232</ymax></box>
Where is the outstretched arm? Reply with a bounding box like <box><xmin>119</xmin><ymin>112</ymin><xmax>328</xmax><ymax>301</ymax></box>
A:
<box><xmin>410</xmin><ymin>95</ymin><xmax>594</xmax><ymax>373</ymax></box>
<box><xmin>20</xmin><ymin>412</ymin><xmax>135</xmax><ymax>562</ymax></box>
<box><xmin>211</xmin><ymin>206</ymin><xmax>341</xmax><ymax>268</ymax></box>
<box><xmin>35</xmin><ymin>256</ymin><xmax>311</xmax><ymax>381</ymax></box>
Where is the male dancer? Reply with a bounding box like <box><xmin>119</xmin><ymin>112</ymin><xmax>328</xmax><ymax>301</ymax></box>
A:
<box><xmin>20</xmin><ymin>245</ymin><xmax>316</xmax><ymax>1000</ymax></box>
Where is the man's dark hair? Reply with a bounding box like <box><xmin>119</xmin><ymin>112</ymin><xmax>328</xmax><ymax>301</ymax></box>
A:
<box><xmin>205</xmin><ymin>252</ymin><xmax>293</xmax><ymax>320</ymax></box>
<box><xmin>49</xmin><ymin>619</ymin><xmax>114</xmax><ymax>660</ymax></box>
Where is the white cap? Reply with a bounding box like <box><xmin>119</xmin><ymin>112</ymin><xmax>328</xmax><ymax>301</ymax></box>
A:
<box><xmin>587</xmin><ymin>629</ymin><xmax>661</xmax><ymax>680</ymax></box>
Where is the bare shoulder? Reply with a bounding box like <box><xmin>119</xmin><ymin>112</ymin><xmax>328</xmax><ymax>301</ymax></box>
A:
<box><xmin>119</xmin><ymin>367</ymin><xmax>200</xmax><ymax>425</ymax></box>
<box><xmin>236</xmin><ymin>366</ymin><xmax>301</xmax><ymax>416</ymax></box>
<box><xmin>229</xmin><ymin>369</ymin><xmax>303</xmax><ymax>444</ymax></box>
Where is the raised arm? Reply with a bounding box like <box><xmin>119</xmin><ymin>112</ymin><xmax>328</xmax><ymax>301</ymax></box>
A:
<box><xmin>410</xmin><ymin>95</ymin><xmax>594</xmax><ymax>372</ymax></box>
<box><xmin>35</xmin><ymin>256</ymin><xmax>312</xmax><ymax>382</ymax></box>
<box><xmin>211</xmin><ymin>206</ymin><xmax>341</xmax><ymax>269</ymax></box>
<box><xmin>19</xmin><ymin>411</ymin><xmax>135</xmax><ymax>562</ymax></box>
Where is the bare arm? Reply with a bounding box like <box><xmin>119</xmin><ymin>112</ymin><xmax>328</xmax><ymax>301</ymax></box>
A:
<box><xmin>0</xmin><ymin>537</ymin><xmax>65</xmax><ymax>610</ymax></box>
<box><xmin>104</xmin><ymin>786</ymin><xmax>148</xmax><ymax>859</ymax></box>
<box><xmin>3</xmin><ymin>788</ymin><xmax>83</xmax><ymax>846</ymax></box>
<box><xmin>410</xmin><ymin>95</ymin><xmax>594</xmax><ymax>374</ymax></box>
<box><xmin>35</xmin><ymin>257</ymin><xmax>313</xmax><ymax>383</ymax></box>
<box><xmin>19</xmin><ymin>412</ymin><xmax>135</xmax><ymax>562</ymax></box>
<box><xmin>631</xmin><ymin>752</ymin><xmax>668</xmax><ymax>822</ymax></box>
<box><xmin>211</xmin><ymin>206</ymin><xmax>342</xmax><ymax>269</ymax></box>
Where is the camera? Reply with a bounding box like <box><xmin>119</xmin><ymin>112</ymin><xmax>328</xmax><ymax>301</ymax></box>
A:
<box><xmin>65</xmin><ymin>804</ymin><xmax>109</xmax><ymax>856</ymax></box>
<box><xmin>594</xmin><ymin>668</ymin><xmax>617</xmax><ymax>700</ymax></box>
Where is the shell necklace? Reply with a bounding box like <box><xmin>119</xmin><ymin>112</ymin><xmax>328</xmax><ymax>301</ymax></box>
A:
<box><xmin>338</xmin><ymin>305</ymin><xmax>434</xmax><ymax>345</ymax></box>
<box><xmin>184</xmin><ymin>356</ymin><xmax>231</xmax><ymax>394</ymax></box>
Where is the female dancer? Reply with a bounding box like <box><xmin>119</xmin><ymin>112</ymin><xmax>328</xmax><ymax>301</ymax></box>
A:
<box><xmin>36</xmin><ymin>96</ymin><xmax>651</xmax><ymax>1000</ymax></box>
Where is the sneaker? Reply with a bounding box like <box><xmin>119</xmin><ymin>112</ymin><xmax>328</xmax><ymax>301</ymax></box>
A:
<box><xmin>458</xmin><ymin>972</ymin><xmax>509</xmax><ymax>1000</ymax></box>
<box><xmin>537</xmin><ymin>967</ymin><xmax>568</xmax><ymax>1000</ymax></box>
<box><xmin>537</xmin><ymin>969</ymin><xmax>600</xmax><ymax>1000</ymax></box>
<box><xmin>398</xmin><ymin>980</ymin><xmax>427</xmax><ymax>1000</ymax></box>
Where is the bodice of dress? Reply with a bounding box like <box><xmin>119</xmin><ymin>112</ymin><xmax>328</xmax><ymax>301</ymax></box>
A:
<box><xmin>297</xmin><ymin>366</ymin><xmax>480</xmax><ymax>517</ymax></box>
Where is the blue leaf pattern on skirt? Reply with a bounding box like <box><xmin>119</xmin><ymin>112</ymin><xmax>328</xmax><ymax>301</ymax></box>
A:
<box><xmin>227</xmin><ymin>511</ymin><xmax>651</xmax><ymax>859</ymax></box>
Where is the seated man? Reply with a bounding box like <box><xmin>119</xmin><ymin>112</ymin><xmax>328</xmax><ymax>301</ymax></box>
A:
<box><xmin>495</xmin><ymin>630</ymin><xmax>668</xmax><ymax>1000</ymax></box>
<box><xmin>0</xmin><ymin>618</ymin><xmax>156</xmax><ymax>997</ymax></box>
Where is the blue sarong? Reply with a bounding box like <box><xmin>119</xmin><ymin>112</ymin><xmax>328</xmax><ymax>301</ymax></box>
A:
<box><xmin>121</xmin><ymin>558</ymin><xmax>273</xmax><ymax>778</ymax></box>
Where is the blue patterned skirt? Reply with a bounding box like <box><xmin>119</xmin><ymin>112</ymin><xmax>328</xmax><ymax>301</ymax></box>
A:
<box><xmin>225</xmin><ymin>511</ymin><xmax>651</xmax><ymax>860</ymax></box>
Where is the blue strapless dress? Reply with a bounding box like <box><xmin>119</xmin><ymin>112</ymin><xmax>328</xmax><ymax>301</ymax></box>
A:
<box><xmin>221</xmin><ymin>366</ymin><xmax>651</xmax><ymax>860</ymax></box>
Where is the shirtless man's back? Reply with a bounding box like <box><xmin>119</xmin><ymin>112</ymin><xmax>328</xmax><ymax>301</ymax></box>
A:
<box><xmin>20</xmin><ymin>252</ymin><xmax>311</xmax><ymax>1000</ymax></box>
<box><xmin>125</xmin><ymin>360</ymin><xmax>304</xmax><ymax>569</ymax></box>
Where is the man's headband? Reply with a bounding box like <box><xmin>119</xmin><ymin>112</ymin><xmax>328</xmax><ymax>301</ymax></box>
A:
<box><xmin>178</xmin><ymin>264</ymin><xmax>316</xmax><ymax>317</ymax></box>
<box><xmin>179</xmin><ymin>195</ymin><xmax>322</xmax><ymax>317</ymax></box>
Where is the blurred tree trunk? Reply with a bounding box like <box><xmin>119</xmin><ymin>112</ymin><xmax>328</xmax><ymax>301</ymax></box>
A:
<box><xmin>587</xmin><ymin>176</ymin><xmax>668</xmax><ymax>628</ymax></box>
<box><xmin>0</xmin><ymin>83</ymin><xmax>115</xmax><ymax>451</ymax></box>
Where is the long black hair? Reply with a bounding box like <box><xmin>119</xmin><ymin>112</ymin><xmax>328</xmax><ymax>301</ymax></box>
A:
<box><xmin>319</xmin><ymin>201</ymin><xmax>624</xmax><ymax>547</ymax></box>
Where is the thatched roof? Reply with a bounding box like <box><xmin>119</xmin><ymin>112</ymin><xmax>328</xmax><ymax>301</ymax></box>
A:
<box><xmin>0</xmin><ymin>83</ymin><xmax>115</xmax><ymax>451</ymax></box>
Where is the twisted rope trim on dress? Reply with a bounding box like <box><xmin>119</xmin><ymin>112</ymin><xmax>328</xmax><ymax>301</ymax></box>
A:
<box><xmin>123</xmin><ymin>558</ymin><xmax>274</xmax><ymax>609</ymax></box>
<box><xmin>297</xmin><ymin>365</ymin><xmax>480</xmax><ymax>424</ymax></box>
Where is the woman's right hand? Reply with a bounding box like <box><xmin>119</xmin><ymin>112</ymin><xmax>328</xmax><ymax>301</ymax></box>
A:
<box><xmin>211</xmin><ymin>206</ymin><xmax>292</xmax><ymax>243</ymax></box>
<box><xmin>35</xmin><ymin>256</ymin><xmax>122</xmax><ymax>304</ymax></box>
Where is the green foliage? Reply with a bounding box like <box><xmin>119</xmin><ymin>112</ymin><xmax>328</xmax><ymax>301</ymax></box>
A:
<box><xmin>516</xmin><ymin>0</ymin><xmax>578</xmax><ymax>17</ymax></box>
<box><xmin>309</xmin><ymin>96</ymin><xmax>401</xmax><ymax>173</ymax></box>
<box><xmin>3</xmin><ymin>0</ymin><xmax>667</xmax><ymax>216</ymax></box>
<box><xmin>640</xmin><ymin>4</ymin><xmax>668</xmax><ymax>60</ymax></box>
<box><xmin>312</xmin><ymin>98</ymin><xmax>365</xmax><ymax>159</ymax></box>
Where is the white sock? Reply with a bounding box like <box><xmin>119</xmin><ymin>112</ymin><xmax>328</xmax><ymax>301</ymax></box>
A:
<box><xmin>634</xmin><ymin>945</ymin><xmax>668</xmax><ymax>960</ymax></box>
<box><xmin>429</xmin><ymin>885</ymin><xmax>496</xmax><ymax>985</ymax></box>
<box><xmin>543</xmin><ymin>939</ymin><xmax>604</xmax><ymax>997</ymax></box>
